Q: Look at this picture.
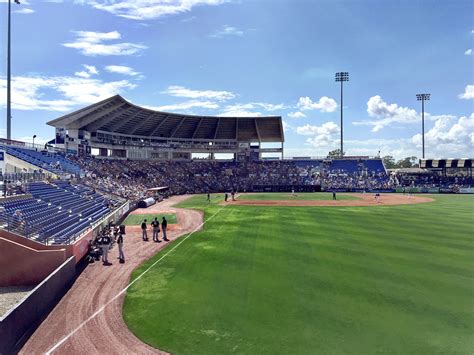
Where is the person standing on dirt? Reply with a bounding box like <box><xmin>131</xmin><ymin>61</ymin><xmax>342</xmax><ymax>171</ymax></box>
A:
<box><xmin>162</xmin><ymin>216</ymin><xmax>169</xmax><ymax>241</ymax></box>
<box><xmin>117</xmin><ymin>232</ymin><xmax>125</xmax><ymax>261</ymax></box>
<box><xmin>332</xmin><ymin>191</ymin><xmax>337</xmax><ymax>200</ymax></box>
<box><xmin>225</xmin><ymin>192</ymin><xmax>228</xmax><ymax>202</ymax></box>
<box><xmin>100</xmin><ymin>232</ymin><xmax>111</xmax><ymax>265</ymax></box>
<box><xmin>151</xmin><ymin>217</ymin><xmax>161</xmax><ymax>243</ymax></box>
<box><xmin>141</xmin><ymin>219</ymin><xmax>148</xmax><ymax>241</ymax></box>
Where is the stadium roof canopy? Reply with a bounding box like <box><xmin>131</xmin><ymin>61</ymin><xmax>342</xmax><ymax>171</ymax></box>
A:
<box><xmin>48</xmin><ymin>95</ymin><xmax>284</xmax><ymax>143</ymax></box>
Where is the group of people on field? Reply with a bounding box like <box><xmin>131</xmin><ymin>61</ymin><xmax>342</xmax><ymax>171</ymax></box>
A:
<box><xmin>89</xmin><ymin>223</ymin><xmax>126</xmax><ymax>265</ymax></box>
<box><xmin>141</xmin><ymin>216</ymin><xmax>169</xmax><ymax>243</ymax></box>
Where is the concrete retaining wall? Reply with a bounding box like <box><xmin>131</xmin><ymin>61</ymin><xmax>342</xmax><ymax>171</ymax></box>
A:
<box><xmin>0</xmin><ymin>238</ymin><xmax>67</xmax><ymax>287</ymax></box>
<box><xmin>0</xmin><ymin>256</ymin><xmax>76</xmax><ymax>355</ymax></box>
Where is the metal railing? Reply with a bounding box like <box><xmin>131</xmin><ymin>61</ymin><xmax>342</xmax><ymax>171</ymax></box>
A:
<box><xmin>0</xmin><ymin>138</ymin><xmax>65</xmax><ymax>153</ymax></box>
<box><xmin>0</xmin><ymin>213</ymin><xmax>43</xmax><ymax>241</ymax></box>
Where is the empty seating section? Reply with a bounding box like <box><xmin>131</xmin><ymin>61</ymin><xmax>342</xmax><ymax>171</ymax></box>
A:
<box><xmin>2</xmin><ymin>146</ymin><xmax>82</xmax><ymax>175</ymax></box>
<box><xmin>327</xmin><ymin>159</ymin><xmax>387</xmax><ymax>176</ymax></box>
<box><xmin>364</xmin><ymin>159</ymin><xmax>386</xmax><ymax>174</ymax></box>
<box><xmin>0</xmin><ymin>182</ymin><xmax>113</xmax><ymax>244</ymax></box>
<box><xmin>329</xmin><ymin>160</ymin><xmax>359</xmax><ymax>173</ymax></box>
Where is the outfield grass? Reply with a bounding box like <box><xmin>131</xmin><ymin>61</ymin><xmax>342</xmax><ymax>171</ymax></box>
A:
<box><xmin>123</xmin><ymin>194</ymin><xmax>474</xmax><ymax>354</ymax></box>
<box><xmin>123</xmin><ymin>213</ymin><xmax>176</xmax><ymax>225</ymax></box>
<box><xmin>239</xmin><ymin>192</ymin><xmax>359</xmax><ymax>201</ymax></box>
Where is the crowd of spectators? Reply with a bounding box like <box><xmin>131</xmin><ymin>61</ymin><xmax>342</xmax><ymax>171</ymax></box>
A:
<box><xmin>68</xmin><ymin>156</ymin><xmax>473</xmax><ymax>201</ymax></box>
<box><xmin>319</xmin><ymin>160</ymin><xmax>390</xmax><ymax>190</ymax></box>
<box><xmin>390</xmin><ymin>172</ymin><xmax>473</xmax><ymax>189</ymax></box>
<box><xmin>323</xmin><ymin>170</ymin><xmax>390</xmax><ymax>190</ymax></box>
<box><xmin>71</xmin><ymin>157</ymin><xmax>323</xmax><ymax>201</ymax></box>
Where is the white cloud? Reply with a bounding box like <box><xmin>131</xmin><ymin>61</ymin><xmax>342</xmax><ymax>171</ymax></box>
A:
<box><xmin>15</xmin><ymin>8</ymin><xmax>35</xmax><ymax>14</ymax></box>
<box><xmin>345</xmin><ymin>114</ymin><xmax>474</xmax><ymax>159</ymax></box>
<box><xmin>75</xmin><ymin>0</ymin><xmax>229</xmax><ymax>20</ymax></box>
<box><xmin>162</xmin><ymin>85</ymin><xmax>235</xmax><ymax>101</ymax></box>
<box><xmin>63</xmin><ymin>30</ymin><xmax>147</xmax><ymax>56</ymax></box>
<box><xmin>218</xmin><ymin>109</ymin><xmax>262</xmax><ymax>117</ymax></box>
<box><xmin>74</xmin><ymin>71</ymin><xmax>90</xmax><ymax>79</ymax></box>
<box><xmin>459</xmin><ymin>85</ymin><xmax>474</xmax><ymax>100</ymax></box>
<box><xmin>288</xmin><ymin>111</ymin><xmax>306</xmax><ymax>119</ymax></box>
<box><xmin>465</xmin><ymin>49</ymin><xmax>472</xmax><ymax>55</ymax></box>
<box><xmin>146</xmin><ymin>100</ymin><xmax>219</xmax><ymax>112</ymax></box>
<box><xmin>105</xmin><ymin>65</ymin><xmax>140</xmax><ymax>76</ymax></box>
<box><xmin>225</xmin><ymin>102</ymin><xmax>284</xmax><ymax>112</ymax></box>
<box><xmin>296</xmin><ymin>96</ymin><xmax>337</xmax><ymax>113</ymax></box>
<box><xmin>84</xmin><ymin>65</ymin><xmax>99</xmax><ymax>75</ymax></box>
<box><xmin>218</xmin><ymin>102</ymin><xmax>286</xmax><ymax>117</ymax></box>
<box><xmin>353</xmin><ymin>95</ymin><xmax>421</xmax><ymax>132</ymax></box>
<box><xmin>0</xmin><ymin>75</ymin><xmax>136</xmax><ymax>112</ymax></box>
<box><xmin>210</xmin><ymin>25</ymin><xmax>245</xmax><ymax>38</ymax></box>
<box><xmin>282</xmin><ymin>120</ymin><xmax>293</xmax><ymax>132</ymax></box>
<box><xmin>74</xmin><ymin>64</ymin><xmax>99</xmax><ymax>78</ymax></box>
<box><xmin>296</xmin><ymin>121</ymin><xmax>339</xmax><ymax>148</ymax></box>
<box><xmin>253</xmin><ymin>102</ymin><xmax>285</xmax><ymax>111</ymax></box>
<box><xmin>412</xmin><ymin>114</ymin><xmax>474</xmax><ymax>156</ymax></box>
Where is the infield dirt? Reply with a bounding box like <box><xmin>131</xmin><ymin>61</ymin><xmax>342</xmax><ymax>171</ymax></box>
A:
<box><xmin>226</xmin><ymin>193</ymin><xmax>434</xmax><ymax>207</ymax></box>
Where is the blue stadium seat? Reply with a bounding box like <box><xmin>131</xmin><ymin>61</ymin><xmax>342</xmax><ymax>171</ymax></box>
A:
<box><xmin>0</xmin><ymin>181</ymin><xmax>115</xmax><ymax>244</ymax></box>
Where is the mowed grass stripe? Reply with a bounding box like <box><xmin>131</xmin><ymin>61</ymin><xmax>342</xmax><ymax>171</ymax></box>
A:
<box><xmin>123</xmin><ymin>213</ymin><xmax>177</xmax><ymax>225</ymax></box>
<box><xmin>123</xmin><ymin>194</ymin><xmax>474</xmax><ymax>354</ymax></box>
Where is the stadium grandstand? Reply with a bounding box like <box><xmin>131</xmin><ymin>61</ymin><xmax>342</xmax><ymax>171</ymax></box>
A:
<box><xmin>0</xmin><ymin>181</ymin><xmax>122</xmax><ymax>244</ymax></box>
<box><xmin>47</xmin><ymin>95</ymin><xmax>285</xmax><ymax>161</ymax></box>
<box><xmin>0</xmin><ymin>95</ymin><xmax>471</xmax><ymax>251</ymax></box>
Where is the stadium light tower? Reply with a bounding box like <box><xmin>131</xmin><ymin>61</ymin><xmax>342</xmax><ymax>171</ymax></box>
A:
<box><xmin>416</xmin><ymin>93</ymin><xmax>430</xmax><ymax>159</ymax></box>
<box><xmin>335</xmin><ymin>72</ymin><xmax>349</xmax><ymax>157</ymax></box>
<box><xmin>6</xmin><ymin>0</ymin><xmax>21</xmax><ymax>141</ymax></box>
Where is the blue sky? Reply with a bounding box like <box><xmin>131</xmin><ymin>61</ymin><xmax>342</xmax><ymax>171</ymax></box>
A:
<box><xmin>0</xmin><ymin>0</ymin><xmax>472</xmax><ymax>159</ymax></box>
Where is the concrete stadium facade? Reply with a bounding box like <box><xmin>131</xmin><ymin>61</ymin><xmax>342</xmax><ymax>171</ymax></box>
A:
<box><xmin>48</xmin><ymin>95</ymin><xmax>285</xmax><ymax>161</ymax></box>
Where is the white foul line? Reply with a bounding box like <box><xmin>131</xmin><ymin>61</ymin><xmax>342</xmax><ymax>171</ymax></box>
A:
<box><xmin>46</xmin><ymin>204</ymin><xmax>227</xmax><ymax>355</ymax></box>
